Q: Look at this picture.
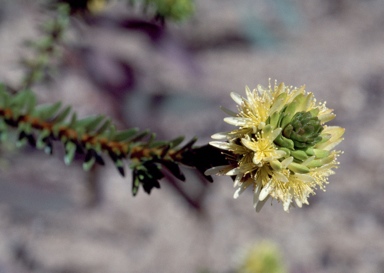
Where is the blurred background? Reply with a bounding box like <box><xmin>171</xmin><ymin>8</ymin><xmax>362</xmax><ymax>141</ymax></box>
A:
<box><xmin>0</xmin><ymin>0</ymin><xmax>384</xmax><ymax>272</ymax></box>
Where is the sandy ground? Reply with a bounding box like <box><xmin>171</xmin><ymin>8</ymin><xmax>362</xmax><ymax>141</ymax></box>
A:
<box><xmin>1</xmin><ymin>0</ymin><xmax>384</xmax><ymax>272</ymax></box>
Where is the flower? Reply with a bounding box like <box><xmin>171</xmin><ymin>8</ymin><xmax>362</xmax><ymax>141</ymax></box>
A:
<box><xmin>206</xmin><ymin>80</ymin><xmax>344</xmax><ymax>212</ymax></box>
<box><xmin>235</xmin><ymin>241</ymin><xmax>286</xmax><ymax>273</ymax></box>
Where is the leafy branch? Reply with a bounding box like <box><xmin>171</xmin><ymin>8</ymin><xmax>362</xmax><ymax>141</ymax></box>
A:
<box><xmin>0</xmin><ymin>84</ymin><xmax>226</xmax><ymax>196</ymax></box>
<box><xmin>21</xmin><ymin>3</ymin><xmax>70</xmax><ymax>90</ymax></box>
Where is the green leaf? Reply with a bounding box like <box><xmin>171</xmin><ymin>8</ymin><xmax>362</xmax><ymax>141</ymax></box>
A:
<box><xmin>16</xmin><ymin>133</ymin><xmax>28</xmax><ymax>148</ymax></box>
<box><xmin>114</xmin><ymin>159</ymin><xmax>125</xmax><ymax>177</ymax></box>
<box><xmin>178</xmin><ymin>137</ymin><xmax>197</xmax><ymax>152</ymax></box>
<box><xmin>74</xmin><ymin>115</ymin><xmax>104</xmax><ymax>132</ymax></box>
<box><xmin>64</xmin><ymin>141</ymin><xmax>76</xmax><ymax>165</ymax></box>
<box><xmin>268</xmin><ymin>110</ymin><xmax>281</xmax><ymax>129</ymax></box>
<box><xmin>280</xmin><ymin>102</ymin><xmax>297</xmax><ymax>128</ymax></box>
<box><xmin>0</xmin><ymin>89</ymin><xmax>10</xmax><ymax>108</ymax></box>
<box><xmin>0</xmin><ymin>120</ymin><xmax>7</xmax><ymax>131</ymax></box>
<box><xmin>169</xmin><ymin>136</ymin><xmax>185</xmax><ymax>148</ymax></box>
<box><xmin>10</xmin><ymin>90</ymin><xmax>30</xmax><ymax>109</ymax></box>
<box><xmin>94</xmin><ymin>118</ymin><xmax>111</xmax><ymax>135</ymax></box>
<box><xmin>105</xmin><ymin>124</ymin><xmax>116</xmax><ymax>140</ymax></box>
<box><xmin>0</xmin><ymin>120</ymin><xmax>8</xmax><ymax>142</ymax></box>
<box><xmin>53</xmin><ymin>105</ymin><xmax>71</xmax><ymax>123</ymax></box>
<box><xmin>83</xmin><ymin>157</ymin><xmax>96</xmax><ymax>171</ymax></box>
<box><xmin>0</xmin><ymin>83</ymin><xmax>6</xmax><ymax>92</ymax></box>
<box><xmin>132</xmin><ymin>170</ymin><xmax>140</xmax><ymax>196</ymax></box>
<box><xmin>18</xmin><ymin>122</ymin><xmax>32</xmax><ymax>135</ymax></box>
<box><xmin>149</xmin><ymin>140</ymin><xmax>168</xmax><ymax>148</ymax></box>
<box><xmin>127</xmin><ymin>130</ymin><xmax>150</xmax><ymax>143</ymax></box>
<box><xmin>36</xmin><ymin>129</ymin><xmax>51</xmax><ymax>149</ymax></box>
<box><xmin>112</xmin><ymin>128</ymin><xmax>139</xmax><ymax>142</ymax></box>
<box><xmin>159</xmin><ymin>159</ymin><xmax>185</xmax><ymax>181</ymax></box>
<box><xmin>25</xmin><ymin>91</ymin><xmax>36</xmax><ymax>114</ymax></box>
<box><xmin>148</xmin><ymin>133</ymin><xmax>157</xmax><ymax>144</ymax></box>
<box><xmin>68</xmin><ymin>112</ymin><xmax>77</xmax><ymax>127</ymax></box>
<box><xmin>33</xmin><ymin>101</ymin><xmax>62</xmax><ymax>120</ymax></box>
<box><xmin>160</xmin><ymin>145</ymin><xmax>170</xmax><ymax>158</ymax></box>
<box><xmin>0</xmin><ymin>131</ymin><xmax>7</xmax><ymax>142</ymax></box>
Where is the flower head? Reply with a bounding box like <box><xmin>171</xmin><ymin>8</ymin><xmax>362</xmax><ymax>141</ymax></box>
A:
<box><xmin>207</xmin><ymin>80</ymin><xmax>344</xmax><ymax>212</ymax></box>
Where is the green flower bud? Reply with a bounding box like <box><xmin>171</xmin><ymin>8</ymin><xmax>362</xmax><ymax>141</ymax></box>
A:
<box><xmin>274</xmin><ymin>134</ymin><xmax>295</xmax><ymax>150</ymax></box>
<box><xmin>291</xmin><ymin>150</ymin><xmax>309</xmax><ymax>161</ymax></box>
<box><xmin>279</xmin><ymin>147</ymin><xmax>291</xmax><ymax>156</ymax></box>
<box><xmin>306</xmin><ymin>154</ymin><xmax>334</xmax><ymax>168</ymax></box>
<box><xmin>288</xmin><ymin>162</ymin><xmax>310</xmax><ymax>174</ymax></box>
<box><xmin>282</xmin><ymin>111</ymin><xmax>323</xmax><ymax>149</ymax></box>
<box><xmin>270</xmin><ymin>160</ymin><xmax>283</xmax><ymax>171</ymax></box>
<box><xmin>280</xmin><ymin>102</ymin><xmax>298</xmax><ymax>128</ymax></box>
<box><xmin>313</xmin><ymin>149</ymin><xmax>330</xmax><ymax>159</ymax></box>
<box><xmin>305</xmin><ymin>147</ymin><xmax>315</xmax><ymax>156</ymax></box>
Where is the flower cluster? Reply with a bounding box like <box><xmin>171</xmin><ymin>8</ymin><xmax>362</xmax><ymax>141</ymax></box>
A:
<box><xmin>206</xmin><ymin>81</ymin><xmax>344</xmax><ymax>212</ymax></box>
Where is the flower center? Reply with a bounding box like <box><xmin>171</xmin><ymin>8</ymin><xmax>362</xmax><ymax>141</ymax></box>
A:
<box><xmin>282</xmin><ymin>111</ymin><xmax>324</xmax><ymax>149</ymax></box>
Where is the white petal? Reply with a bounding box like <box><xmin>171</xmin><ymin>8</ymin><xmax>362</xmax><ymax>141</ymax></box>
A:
<box><xmin>318</xmin><ymin>112</ymin><xmax>335</xmax><ymax>123</ymax></box>
<box><xmin>281</xmin><ymin>157</ymin><xmax>293</xmax><ymax>168</ymax></box>
<box><xmin>245</xmin><ymin>86</ymin><xmax>253</xmax><ymax>100</ymax></box>
<box><xmin>295</xmin><ymin>198</ymin><xmax>303</xmax><ymax>208</ymax></box>
<box><xmin>273</xmin><ymin>171</ymin><xmax>289</xmax><ymax>183</ymax></box>
<box><xmin>275</xmin><ymin>150</ymin><xmax>288</xmax><ymax>158</ymax></box>
<box><xmin>293</xmin><ymin>173</ymin><xmax>315</xmax><ymax>183</ymax></box>
<box><xmin>252</xmin><ymin>154</ymin><xmax>262</xmax><ymax>166</ymax></box>
<box><xmin>302</xmin><ymin>156</ymin><xmax>315</xmax><ymax>166</ymax></box>
<box><xmin>258</xmin><ymin>122</ymin><xmax>266</xmax><ymax>130</ymax></box>
<box><xmin>319</xmin><ymin>138</ymin><xmax>344</xmax><ymax>151</ymax></box>
<box><xmin>204</xmin><ymin>165</ymin><xmax>232</xmax><ymax>176</ymax></box>
<box><xmin>224</xmin><ymin>117</ymin><xmax>248</xmax><ymax>126</ymax></box>
<box><xmin>283</xmin><ymin>198</ymin><xmax>291</xmax><ymax>212</ymax></box>
<box><xmin>209</xmin><ymin>141</ymin><xmax>231</xmax><ymax>150</ymax></box>
<box><xmin>211</xmin><ymin>132</ymin><xmax>230</xmax><ymax>140</ymax></box>
<box><xmin>241</xmin><ymin>137</ymin><xmax>253</xmax><ymax>148</ymax></box>
<box><xmin>255</xmin><ymin>195</ymin><xmax>270</xmax><ymax>212</ymax></box>
<box><xmin>270</xmin><ymin>128</ymin><xmax>282</xmax><ymax>140</ymax></box>
<box><xmin>233</xmin><ymin>179</ymin><xmax>253</xmax><ymax>199</ymax></box>
<box><xmin>230</xmin><ymin>92</ymin><xmax>243</xmax><ymax>105</ymax></box>
<box><xmin>226</xmin><ymin>168</ymin><xmax>240</xmax><ymax>176</ymax></box>
<box><xmin>253</xmin><ymin>182</ymin><xmax>262</xmax><ymax>207</ymax></box>
<box><xmin>220</xmin><ymin>106</ymin><xmax>237</xmax><ymax>116</ymax></box>
<box><xmin>259</xmin><ymin>181</ymin><xmax>273</xmax><ymax>201</ymax></box>
<box><xmin>316</xmin><ymin>126</ymin><xmax>345</xmax><ymax>150</ymax></box>
<box><xmin>233</xmin><ymin>174</ymin><xmax>243</xmax><ymax>188</ymax></box>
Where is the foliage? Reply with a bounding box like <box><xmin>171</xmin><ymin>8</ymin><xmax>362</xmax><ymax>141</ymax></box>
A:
<box><xmin>57</xmin><ymin>0</ymin><xmax>194</xmax><ymax>22</ymax></box>
<box><xmin>21</xmin><ymin>3</ymin><xmax>70</xmax><ymax>89</ymax></box>
<box><xmin>0</xmin><ymin>83</ymin><xmax>226</xmax><ymax>196</ymax></box>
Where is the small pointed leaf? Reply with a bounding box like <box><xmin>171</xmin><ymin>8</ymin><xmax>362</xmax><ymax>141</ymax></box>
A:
<box><xmin>169</xmin><ymin>136</ymin><xmax>185</xmax><ymax>148</ymax></box>
<box><xmin>112</xmin><ymin>128</ymin><xmax>139</xmax><ymax>142</ymax></box>
<box><xmin>53</xmin><ymin>105</ymin><xmax>71</xmax><ymax>123</ymax></box>
<box><xmin>64</xmin><ymin>141</ymin><xmax>77</xmax><ymax>165</ymax></box>
<box><xmin>83</xmin><ymin>157</ymin><xmax>96</xmax><ymax>171</ymax></box>
<box><xmin>33</xmin><ymin>102</ymin><xmax>62</xmax><ymax>120</ymax></box>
